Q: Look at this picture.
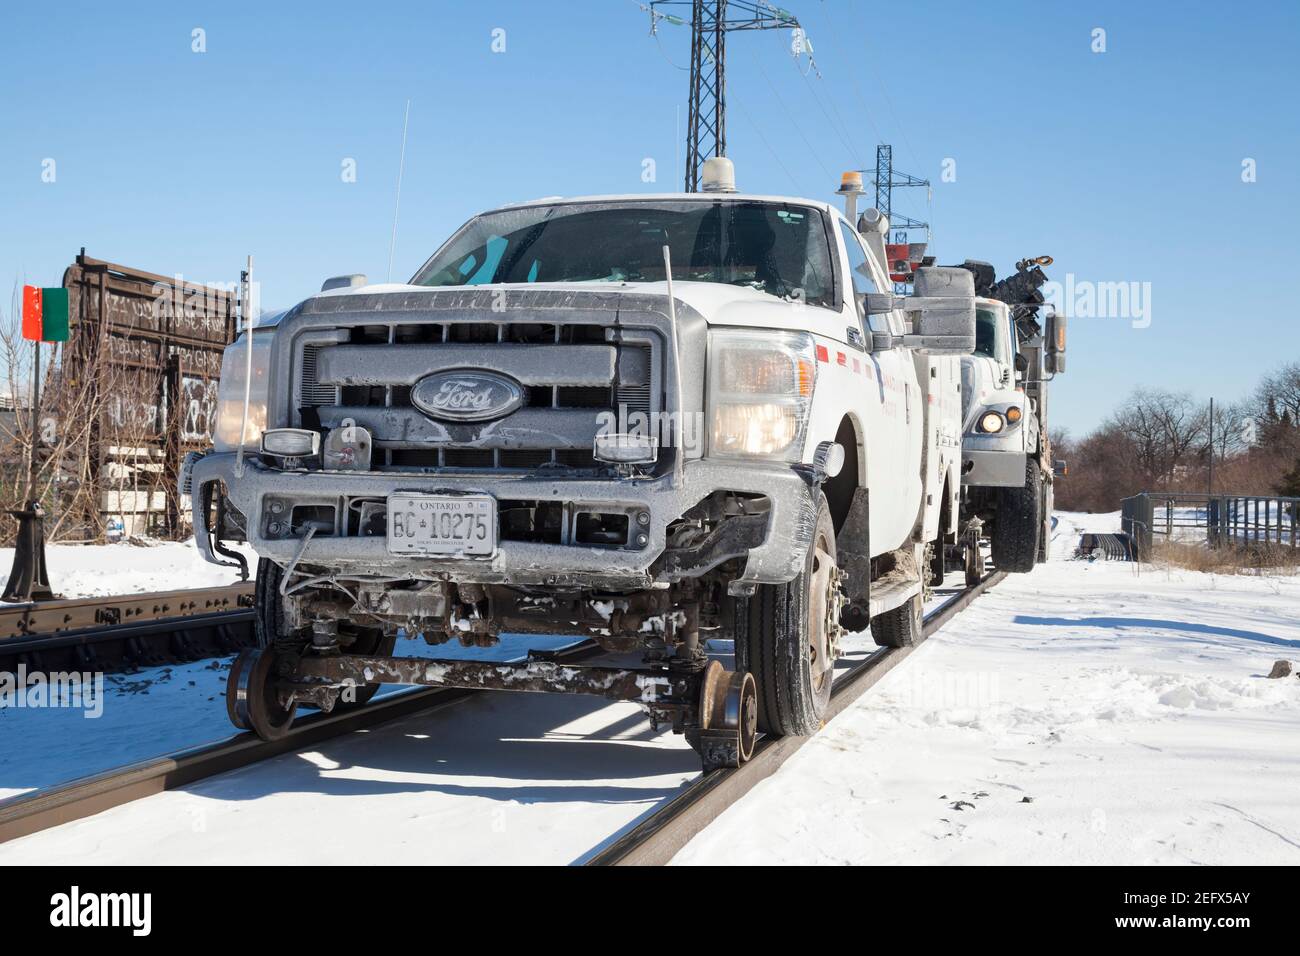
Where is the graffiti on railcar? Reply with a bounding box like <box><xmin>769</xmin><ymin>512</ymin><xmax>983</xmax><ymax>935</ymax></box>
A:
<box><xmin>54</xmin><ymin>252</ymin><xmax>237</xmax><ymax>537</ymax></box>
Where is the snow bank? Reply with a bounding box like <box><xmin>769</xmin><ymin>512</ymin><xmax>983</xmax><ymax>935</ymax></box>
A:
<box><xmin>0</xmin><ymin>538</ymin><xmax>254</xmax><ymax>602</ymax></box>
<box><xmin>673</xmin><ymin>512</ymin><xmax>1300</xmax><ymax>865</ymax></box>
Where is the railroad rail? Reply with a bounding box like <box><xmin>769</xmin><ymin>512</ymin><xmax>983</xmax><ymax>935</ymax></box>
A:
<box><xmin>585</xmin><ymin>570</ymin><xmax>1008</xmax><ymax>866</ymax></box>
<box><xmin>0</xmin><ymin>573</ymin><xmax>1006</xmax><ymax>854</ymax></box>
<box><xmin>0</xmin><ymin>641</ymin><xmax>601</xmax><ymax>845</ymax></box>
<box><xmin>0</xmin><ymin>583</ymin><xmax>256</xmax><ymax>674</ymax></box>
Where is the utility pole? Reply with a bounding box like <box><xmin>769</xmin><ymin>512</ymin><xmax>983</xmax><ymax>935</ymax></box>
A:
<box><xmin>1207</xmin><ymin>396</ymin><xmax>1215</xmax><ymax>496</ymax></box>
<box><xmin>647</xmin><ymin>1</ymin><xmax>808</xmax><ymax>191</ymax></box>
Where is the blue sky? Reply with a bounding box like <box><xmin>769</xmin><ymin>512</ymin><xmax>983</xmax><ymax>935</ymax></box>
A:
<box><xmin>2</xmin><ymin>0</ymin><xmax>1297</xmax><ymax>434</ymax></box>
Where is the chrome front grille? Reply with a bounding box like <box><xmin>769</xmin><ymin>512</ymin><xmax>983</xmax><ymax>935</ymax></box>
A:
<box><xmin>294</xmin><ymin>319</ymin><xmax>661</xmax><ymax>474</ymax></box>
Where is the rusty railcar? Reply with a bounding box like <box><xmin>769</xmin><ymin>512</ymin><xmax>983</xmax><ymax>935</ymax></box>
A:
<box><xmin>60</xmin><ymin>252</ymin><xmax>237</xmax><ymax>537</ymax></box>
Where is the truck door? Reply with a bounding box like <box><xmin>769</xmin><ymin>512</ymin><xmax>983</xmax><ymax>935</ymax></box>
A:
<box><xmin>838</xmin><ymin>221</ymin><xmax>917</xmax><ymax>552</ymax></box>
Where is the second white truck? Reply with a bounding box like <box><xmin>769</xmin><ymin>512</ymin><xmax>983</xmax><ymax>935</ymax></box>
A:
<box><xmin>955</xmin><ymin>257</ymin><xmax>1066</xmax><ymax>582</ymax></box>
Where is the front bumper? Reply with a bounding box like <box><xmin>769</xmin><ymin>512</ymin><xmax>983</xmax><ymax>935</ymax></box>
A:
<box><xmin>190</xmin><ymin>454</ymin><xmax>816</xmax><ymax>592</ymax></box>
<box><xmin>961</xmin><ymin>446</ymin><xmax>1028</xmax><ymax>487</ymax></box>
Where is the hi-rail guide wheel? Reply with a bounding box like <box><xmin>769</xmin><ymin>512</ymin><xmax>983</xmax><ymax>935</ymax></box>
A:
<box><xmin>689</xmin><ymin>660</ymin><xmax>758</xmax><ymax>771</ymax></box>
<box><xmin>227</xmin><ymin>647</ymin><xmax>297</xmax><ymax>741</ymax></box>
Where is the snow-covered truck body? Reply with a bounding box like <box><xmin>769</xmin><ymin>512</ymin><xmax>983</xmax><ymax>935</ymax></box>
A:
<box><xmin>186</xmin><ymin>169</ymin><xmax>975</xmax><ymax>767</ymax></box>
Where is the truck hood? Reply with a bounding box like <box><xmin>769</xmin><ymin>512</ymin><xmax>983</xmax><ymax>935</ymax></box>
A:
<box><xmin>304</xmin><ymin>280</ymin><xmax>840</xmax><ymax>335</ymax></box>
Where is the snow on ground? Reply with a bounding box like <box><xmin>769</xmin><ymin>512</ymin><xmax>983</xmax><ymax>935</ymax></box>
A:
<box><xmin>0</xmin><ymin>538</ymin><xmax>254</xmax><ymax>601</ymax></box>
<box><xmin>673</xmin><ymin>512</ymin><xmax>1300</xmax><ymax>865</ymax></box>
<box><xmin>3</xmin><ymin>513</ymin><xmax>1297</xmax><ymax>865</ymax></box>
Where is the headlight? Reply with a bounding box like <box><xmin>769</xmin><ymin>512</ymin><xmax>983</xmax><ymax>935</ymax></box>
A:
<box><xmin>978</xmin><ymin>411</ymin><xmax>1005</xmax><ymax>434</ymax></box>
<box><xmin>707</xmin><ymin>330</ymin><xmax>816</xmax><ymax>461</ymax></box>
<box><xmin>214</xmin><ymin>333</ymin><xmax>273</xmax><ymax>452</ymax></box>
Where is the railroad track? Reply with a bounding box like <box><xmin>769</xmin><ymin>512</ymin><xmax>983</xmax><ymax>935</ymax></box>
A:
<box><xmin>0</xmin><ymin>640</ymin><xmax>602</xmax><ymax>845</ymax></box>
<box><xmin>0</xmin><ymin>573</ymin><xmax>1006</xmax><ymax>854</ymax></box>
<box><xmin>0</xmin><ymin>583</ymin><xmax>256</xmax><ymax>674</ymax></box>
<box><xmin>586</xmin><ymin>570</ymin><xmax>1008</xmax><ymax>865</ymax></box>
<box><xmin>1076</xmin><ymin>533</ymin><xmax>1133</xmax><ymax>561</ymax></box>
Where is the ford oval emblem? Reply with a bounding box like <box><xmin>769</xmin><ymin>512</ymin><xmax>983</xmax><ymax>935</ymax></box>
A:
<box><xmin>411</xmin><ymin>369</ymin><xmax>526</xmax><ymax>422</ymax></box>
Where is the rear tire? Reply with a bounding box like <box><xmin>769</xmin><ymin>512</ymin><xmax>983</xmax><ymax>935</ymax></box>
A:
<box><xmin>735</xmin><ymin>495</ymin><xmax>839</xmax><ymax>737</ymax></box>
<box><xmin>991</xmin><ymin>460</ymin><xmax>1041</xmax><ymax>573</ymax></box>
<box><xmin>872</xmin><ymin>592</ymin><xmax>923</xmax><ymax>648</ymax></box>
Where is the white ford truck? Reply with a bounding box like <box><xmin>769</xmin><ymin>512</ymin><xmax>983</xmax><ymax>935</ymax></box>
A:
<box><xmin>955</xmin><ymin>258</ymin><xmax>1066</xmax><ymax>582</ymax></box>
<box><xmin>186</xmin><ymin>161</ymin><xmax>975</xmax><ymax>768</ymax></box>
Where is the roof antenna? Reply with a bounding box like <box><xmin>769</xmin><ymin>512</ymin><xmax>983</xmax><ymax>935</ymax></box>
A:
<box><xmin>387</xmin><ymin>99</ymin><xmax>411</xmax><ymax>283</ymax></box>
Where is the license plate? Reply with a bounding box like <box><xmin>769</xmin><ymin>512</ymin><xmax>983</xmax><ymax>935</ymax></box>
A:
<box><xmin>386</xmin><ymin>494</ymin><xmax>496</xmax><ymax>555</ymax></box>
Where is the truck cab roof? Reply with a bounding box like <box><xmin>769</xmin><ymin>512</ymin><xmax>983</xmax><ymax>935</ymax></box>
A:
<box><xmin>493</xmin><ymin>192</ymin><xmax>844</xmax><ymax>219</ymax></box>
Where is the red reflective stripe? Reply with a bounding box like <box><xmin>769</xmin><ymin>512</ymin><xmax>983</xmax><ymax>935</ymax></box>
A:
<box><xmin>815</xmin><ymin>344</ymin><xmax>829</xmax><ymax>363</ymax></box>
<box><xmin>852</xmin><ymin>358</ymin><xmax>860</xmax><ymax>373</ymax></box>
<box><xmin>836</xmin><ymin>351</ymin><xmax>847</xmax><ymax>366</ymax></box>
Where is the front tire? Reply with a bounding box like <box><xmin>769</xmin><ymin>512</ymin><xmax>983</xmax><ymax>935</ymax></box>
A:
<box><xmin>991</xmin><ymin>460</ymin><xmax>1042</xmax><ymax>573</ymax></box>
<box><xmin>254</xmin><ymin>557</ymin><xmax>391</xmax><ymax>709</ymax></box>
<box><xmin>254</xmin><ymin>557</ymin><xmax>300</xmax><ymax>649</ymax></box>
<box><xmin>735</xmin><ymin>495</ymin><xmax>840</xmax><ymax>737</ymax></box>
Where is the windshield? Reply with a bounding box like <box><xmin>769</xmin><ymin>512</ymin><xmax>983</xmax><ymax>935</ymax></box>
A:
<box><xmin>411</xmin><ymin>200</ymin><xmax>836</xmax><ymax>307</ymax></box>
<box><xmin>974</xmin><ymin>306</ymin><xmax>1010</xmax><ymax>364</ymax></box>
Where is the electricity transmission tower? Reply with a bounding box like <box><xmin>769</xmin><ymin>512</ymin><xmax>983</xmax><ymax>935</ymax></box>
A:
<box><xmin>873</xmin><ymin>144</ymin><xmax>930</xmax><ymax>293</ymax></box>
<box><xmin>648</xmin><ymin>1</ymin><xmax>808</xmax><ymax>191</ymax></box>
<box><xmin>873</xmin><ymin>144</ymin><xmax>929</xmax><ymax>243</ymax></box>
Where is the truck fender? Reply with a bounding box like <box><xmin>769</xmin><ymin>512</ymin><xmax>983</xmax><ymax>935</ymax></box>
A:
<box><xmin>836</xmin><ymin>487</ymin><xmax>871</xmax><ymax>631</ymax></box>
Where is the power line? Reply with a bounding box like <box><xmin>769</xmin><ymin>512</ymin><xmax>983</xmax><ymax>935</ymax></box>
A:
<box><xmin>751</xmin><ymin>51</ymin><xmax>835</xmax><ymax>182</ymax></box>
<box><xmin>812</xmin><ymin>0</ymin><xmax>886</xmax><ymax>147</ymax></box>
<box><xmin>732</xmin><ymin>92</ymin><xmax>805</xmax><ymax>195</ymax></box>
<box><xmin>798</xmin><ymin>61</ymin><xmax>865</xmax><ymax>169</ymax></box>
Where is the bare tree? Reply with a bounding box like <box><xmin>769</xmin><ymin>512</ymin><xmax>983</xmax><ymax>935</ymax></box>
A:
<box><xmin>1105</xmin><ymin>389</ymin><xmax>1207</xmax><ymax>489</ymax></box>
<box><xmin>1254</xmin><ymin>362</ymin><xmax>1300</xmax><ymax>425</ymax></box>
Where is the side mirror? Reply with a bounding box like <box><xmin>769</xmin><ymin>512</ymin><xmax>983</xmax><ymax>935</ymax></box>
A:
<box><xmin>1045</xmin><ymin>312</ymin><xmax>1067</xmax><ymax>373</ymax></box>
<box><xmin>900</xmin><ymin>267</ymin><xmax>976</xmax><ymax>355</ymax></box>
<box><xmin>864</xmin><ymin>292</ymin><xmax>895</xmax><ymax>315</ymax></box>
<box><xmin>321</xmin><ymin>274</ymin><xmax>368</xmax><ymax>293</ymax></box>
